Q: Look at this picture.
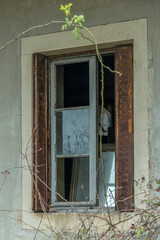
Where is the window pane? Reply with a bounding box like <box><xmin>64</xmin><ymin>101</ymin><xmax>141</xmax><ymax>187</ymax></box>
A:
<box><xmin>56</xmin><ymin>157</ymin><xmax>89</xmax><ymax>202</ymax></box>
<box><xmin>56</xmin><ymin>62</ymin><xmax>89</xmax><ymax>108</ymax></box>
<box><xmin>99</xmin><ymin>152</ymin><xmax>115</xmax><ymax>207</ymax></box>
<box><xmin>56</xmin><ymin>108</ymin><xmax>90</xmax><ymax>155</ymax></box>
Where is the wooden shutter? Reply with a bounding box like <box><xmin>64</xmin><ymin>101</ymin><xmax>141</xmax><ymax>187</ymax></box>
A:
<box><xmin>115</xmin><ymin>45</ymin><xmax>134</xmax><ymax>211</ymax></box>
<box><xmin>32</xmin><ymin>53</ymin><xmax>50</xmax><ymax>212</ymax></box>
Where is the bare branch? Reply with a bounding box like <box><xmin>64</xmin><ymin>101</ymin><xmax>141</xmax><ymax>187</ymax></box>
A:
<box><xmin>0</xmin><ymin>20</ymin><xmax>65</xmax><ymax>51</ymax></box>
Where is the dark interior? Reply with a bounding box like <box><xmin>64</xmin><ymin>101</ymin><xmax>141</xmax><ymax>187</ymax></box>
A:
<box><xmin>64</xmin><ymin>62</ymin><xmax>89</xmax><ymax>107</ymax></box>
<box><xmin>64</xmin><ymin>158</ymin><xmax>73</xmax><ymax>201</ymax></box>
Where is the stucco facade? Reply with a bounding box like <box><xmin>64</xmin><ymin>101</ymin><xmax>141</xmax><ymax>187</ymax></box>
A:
<box><xmin>0</xmin><ymin>0</ymin><xmax>160</xmax><ymax>239</ymax></box>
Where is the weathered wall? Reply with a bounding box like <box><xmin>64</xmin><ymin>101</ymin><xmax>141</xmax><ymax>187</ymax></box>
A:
<box><xmin>0</xmin><ymin>0</ymin><xmax>159</xmax><ymax>239</ymax></box>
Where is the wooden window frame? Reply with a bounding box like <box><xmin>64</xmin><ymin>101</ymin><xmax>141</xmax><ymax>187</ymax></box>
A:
<box><xmin>32</xmin><ymin>45</ymin><xmax>134</xmax><ymax>212</ymax></box>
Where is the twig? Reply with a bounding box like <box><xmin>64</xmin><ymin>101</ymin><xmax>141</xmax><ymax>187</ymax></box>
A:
<box><xmin>0</xmin><ymin>171</ymin><xmax>10</xmax><ymax>193</ymax></box>
<box><xmin>8</xmin><ymin>216</ymin><xmax>50</xmax><ymax>238</ymax></box>
<box><xmin>33</xmin><ymin>213</ymin><xmax>44</xmax><ymax>240</ymax></box>
<box><xmin>0</xmin><ymin>20</ymin><xmax>66</xmax><ymax>51</ymax></box>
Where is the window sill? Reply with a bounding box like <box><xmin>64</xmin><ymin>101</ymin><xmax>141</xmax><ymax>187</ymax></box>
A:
<box><xmin>49</xmin><ymin>206</ymin><xmax>115</xmax><ymax>213</ymax></box>
<box><xmin>21</xmin><ymin>210</ymin><xmax>136</xmax><ymax>231</ymax></box>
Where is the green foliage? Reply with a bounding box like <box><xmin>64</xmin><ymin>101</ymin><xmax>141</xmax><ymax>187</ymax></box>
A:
<box><xmin>77</xmin><ymin>228</ymin><xmax>89</xmax><ymax>240</ymax></box>
<box><xmin>60</xmin><ymin>3</ymin><xmax>73</xmax><ymax>16</ymax></box>
<box><xmin>136</xmin><ymin>226</ymin><xmax>144</xmax><ymax>238</ymax></box>
<box><xmin>60</xmin><ymin>3</ymin><xmax>85</xmax><ymax>39</ymax></box>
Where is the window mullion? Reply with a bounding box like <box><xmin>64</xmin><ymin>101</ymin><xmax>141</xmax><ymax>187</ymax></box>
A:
<box><xmin>89</xmin><ymin>56</ymin><xmax>97</xmax><ymax>205</ymax></box>
<box><xmin>51</xmin><ymin>62</ymin><xmax>57</xmax><ymax>204</ymax></box>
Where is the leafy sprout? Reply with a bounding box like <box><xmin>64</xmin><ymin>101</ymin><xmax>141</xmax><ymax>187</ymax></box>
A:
<box><xmin>60</xmin><ymin>3</ymin><xmax>85</xmax><ymax>39</ymax></box>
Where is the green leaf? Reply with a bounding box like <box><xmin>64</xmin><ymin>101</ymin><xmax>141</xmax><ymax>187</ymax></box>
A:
<box><xmin>60</xmin><ymin>4</ymin><xmax>65</xmax><ymax>10</ymax></box>
<box><xmin>156</xmin><ymin>179</ymin><xmax>160</xmax><ymax>184</ymax></box>
<box><xmin>72</xmin><ymin>30</ymin><xmax>79</xmax><ymax>39</ymax></box>
<box><xmin>79</xmin><ymin>15</ymin><xmax>85</xmax><ymax>22</ymax></box>
<box><xmin>62</xmin><ymin>24</ymin><xmax>68</xmax><ymax>31</ymax></box>
<box><xmin>75</xmin><ymin>33</ymin><xmax>79</xmax><ymax>39</ymax></box>
<box><xmin>65</xmin><ymin>10</ymin><xmax>70</xmax><ymax>16</ymax></box>
<box><xmin>136</xmin><ymin>227</ymin><xmax>141</xmax><ymax>238</ymax></box>
<box><xmin>62</xmin><ymin>25</ymin><xmax>65</xmax><ymax>31</ymax></box>
<box><xmin>141</xmin><ymin>226</ymin><xmax>144</xmax><ymax>232</ymax></box>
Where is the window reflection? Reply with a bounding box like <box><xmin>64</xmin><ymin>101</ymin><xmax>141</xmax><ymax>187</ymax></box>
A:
<box><xmin>99</xmin><ymin>152</ymin><xmax>115</xmax><ymax>207</ymax></box>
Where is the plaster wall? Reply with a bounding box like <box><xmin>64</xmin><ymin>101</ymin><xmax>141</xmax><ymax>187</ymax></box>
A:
<box><xmin>0</xmin><ymin>0</ymin><xmax>159</xmax><ymax>239</ymax></box>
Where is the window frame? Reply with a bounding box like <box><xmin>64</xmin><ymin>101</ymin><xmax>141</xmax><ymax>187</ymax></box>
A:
<box><xmin>32</xmin><ymin>46</ymin><xmax>134</xmax><ymax>212</ymax></box>
<box><xmin>50</xmin><ymin>56</ymin><xmax>97</xmax><ymax>207</ymax></box>
<box><xmin>32</xmin><ymin>47</ymin><xmax>134</xmax><ymax>212</ymax></box>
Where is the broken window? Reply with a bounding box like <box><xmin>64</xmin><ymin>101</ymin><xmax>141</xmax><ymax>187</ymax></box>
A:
<box><xmin>33</xmin><ymin>45</ymin><xmax>134</xmax><ymax>212</ymax></box>
<box><xmin>51</xmin><ymin>57</ymin><xmax>97</xmax><ymax>207</ymax></box>
<box><xmin>50</xmin><ymin>55</ymin><xmax>116</xmax><ymax>208</ymax></box>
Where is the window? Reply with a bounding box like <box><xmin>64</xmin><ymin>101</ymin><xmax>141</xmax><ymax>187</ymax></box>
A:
<box><xmin>32</xmin><ymin>45</ymin><xmax>134</xmax><ymax>212</ymax></box>
<box><xmin>51</xmin><ymin>57</ymin><xmax>97</xmax><ymax>207</ymax></box>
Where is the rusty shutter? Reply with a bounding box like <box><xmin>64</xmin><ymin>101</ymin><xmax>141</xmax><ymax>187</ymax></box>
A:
<box><xmin>33</xmin><ymin>53</ymin><xmax>50</xmax><ymax>212</ymax></box>
<box><xmin>115</xmin><ymin>45</ymin><xmax>134</xmax><ymax>211</ymax></box>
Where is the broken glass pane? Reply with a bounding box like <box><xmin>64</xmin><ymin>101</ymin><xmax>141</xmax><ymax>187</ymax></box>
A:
<box><xmin>56</xmin><ymin>108</ymin><xmax>90</xmax><ymax>156</ymax></box>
